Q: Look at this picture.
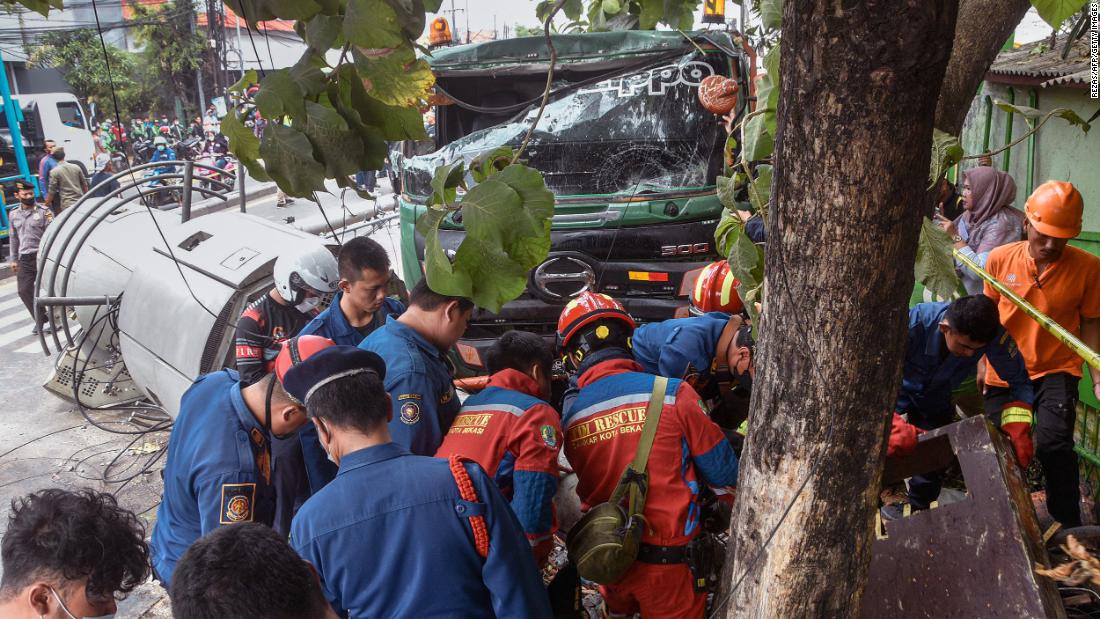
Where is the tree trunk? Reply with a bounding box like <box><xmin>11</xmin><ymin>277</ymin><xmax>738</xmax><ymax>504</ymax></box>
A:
<box><xmin>935</xmin><ymin>0</ymin><xmax>1032</xmax><ymax>135</ymax></box>
<box><xmin>722</xmin><ymin>1</ymin><xmax>958</xmax><ymax>616</ymax></box>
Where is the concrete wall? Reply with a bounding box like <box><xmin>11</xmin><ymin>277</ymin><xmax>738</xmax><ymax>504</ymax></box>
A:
<box><xmin>960</xmin><ymin>82</ymin><xmax>1099</xmax><ymax>236</ymax></box>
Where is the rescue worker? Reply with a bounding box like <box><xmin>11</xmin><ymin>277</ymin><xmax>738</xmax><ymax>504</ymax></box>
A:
<box><xmin>558</xmin><ymin>292</ymin><xmax>739</xmax><ymax>619</ymax></box>
<box><xmin>283</xmin><ymin>346</ymin><xmax>553</xmax><ymax>618</ymax></box>
<box><xmin>633</xmin><ymin>260</ymin><xmax>752</xmax><ymax>425</ymax></box>
<box><xmin>435</xmin><ymin>330</ymin><xmax>561</xmax><ymax>566</ymax></box>
<box><xmin>150</xmin><ymin>335</ymin><xmax>336</xmax><ymax>587</ymax></box>
<box><xmin>234</xmin><ymin>242</ymin><xmax>340</xmax><ymax>387</ymax></box>
<box><xmin>359</xmin><ymin>279</ymin><xmax>472</xmax><ymax>455</ymax></box>
<box><xmin>7</xmin><ymin>180</ymin><xmax>53</xmax><ymax>334</ymax></box>
<box><xmin>299</xmin><ymin>236</ymin><xmax>406</xmax><ymax>347</ymax></box>
<box><xmin>880</xmin><ymin>294</ymin><xmax>1035</xmax><ymax>521</ymax></box>
<box><xmin>982</xmin><ymin>181</ymin><xmax>1100</xmax><ymax>528</ymax></box>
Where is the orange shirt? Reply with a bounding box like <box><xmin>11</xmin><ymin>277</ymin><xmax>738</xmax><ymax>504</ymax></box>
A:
<box><xmin>984</xmin><ymin>242</ymin><xmax>1100</xmax><ymax>386</ymax></box>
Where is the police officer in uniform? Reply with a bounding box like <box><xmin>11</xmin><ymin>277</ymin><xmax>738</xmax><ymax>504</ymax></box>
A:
<box><xmin>8</xmin><ymin>180</ymin><xmax>53</xmax><ymax>334</ymax></box>
<box><xmin>283</xmin><ymin>346</ymin><xmax>552</xmax><ymax>618</ymax></box>
<box><xmin>359</xmin><ymin>279</ymin><xmax>472</xmax><ymax>455</ymax></box>
<box><xmin>151</xmin><ymin>335</ymin><xmax>335</xmax><ymax>587</ymax></box>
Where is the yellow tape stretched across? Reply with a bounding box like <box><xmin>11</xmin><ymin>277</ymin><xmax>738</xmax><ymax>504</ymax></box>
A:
<box><xmin>953</xmin><ymin>249</ymin><xmax>1100</xmax><ymax>373</ymax></box>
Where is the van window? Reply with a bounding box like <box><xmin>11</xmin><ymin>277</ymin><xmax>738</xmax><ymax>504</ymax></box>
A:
<box><xmin>57</xmin><ymin>102</ymin><xmax>86</xmax><ymax>129</ymax></box>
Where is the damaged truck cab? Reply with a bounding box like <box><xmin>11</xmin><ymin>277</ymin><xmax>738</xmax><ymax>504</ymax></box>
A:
<box><xmin>396</xmin><ymin>31</ymin><xmax>752</xmax><ymax>374</ymax></box>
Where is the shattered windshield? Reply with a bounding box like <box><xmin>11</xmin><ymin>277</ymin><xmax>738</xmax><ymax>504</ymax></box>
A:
<box><xmin>403</xmin><ymin>52</ymin><xmax>731</xmax><ymax>198</ymax></box>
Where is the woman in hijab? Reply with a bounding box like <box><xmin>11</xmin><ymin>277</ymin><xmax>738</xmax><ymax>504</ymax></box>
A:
<box><xmin>938</xmin><ymin>166</ymin><xmax>1025</xmax><ymax>294</ymax></box>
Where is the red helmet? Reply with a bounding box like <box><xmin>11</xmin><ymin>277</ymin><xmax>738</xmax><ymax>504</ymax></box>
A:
<box><xmin>690</xmin><ymin>260</ymin><xmax>743</xmax><ymax>315</ymax></box>
<box><xmin>159</xmin><ymin>125</ymin><xmax>171</xmax><ymax>134</ymax></box>
<box><xmin>274</xmin><ymin>335</ymin><xmax>336</xmax><ymax>386</ymax></box>
<box><xmin>556</xmin><ymin>292</ymin><xmax>636</xmax><ymax>352</ymax></box>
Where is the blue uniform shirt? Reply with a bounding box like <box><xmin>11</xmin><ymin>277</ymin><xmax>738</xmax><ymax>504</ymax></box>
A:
<box><xmin>151</xmin><ymin>370</ymin><xmax>281</xmax><ymax>586</ymax></box>
<box><xmin>290</xmin><ymin>443</ymin><xmax>552</xmax><ymax>619</ymax></box>
<box><xmin>632</xmin><ymin>312</ymin><xmax>731</xmax><ymax>380</ymax></box>
<box><xmin>300</xmin><ymin>293</ymin><xmax>406</xmax><ymax>347</ymax></box>
<box><xmin>360</xmin><ymin>317</ymin><xmax>461</xmax><ymax>455</ymax></box>
<box><xmin>898</xmin><ymin>301</ymin><xmax>1034</xmax><ymax>414</ymax></box>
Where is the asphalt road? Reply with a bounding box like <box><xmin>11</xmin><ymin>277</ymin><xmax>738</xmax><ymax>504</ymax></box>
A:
<box><xmin>0</xmin><ymin>181</ymin><xmax>402</xmax><ymax>618</ymax></box>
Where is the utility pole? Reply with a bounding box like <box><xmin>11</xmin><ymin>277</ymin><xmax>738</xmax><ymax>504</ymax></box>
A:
<box><xmin>444</xmin><ymin>0</ymin><xmax>464</xmax><ymax>43</ymax></box>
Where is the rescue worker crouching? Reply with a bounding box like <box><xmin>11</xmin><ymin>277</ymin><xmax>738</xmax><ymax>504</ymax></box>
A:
<box><xmin>558</xmin><ymin>292</ymin><xmax>739</xmax><ymax>619</ymax></box>
<box><xmin>150</xmin><ymin>335</ymin><xmax>336</xmax><ymax>587</ymax></box>
<box><xmin>283</xmin><ymin>346</ymin><xmax>553</xmax><ymax>618</ymax></box>
<box><xmin>435</xmin><ymin>330</ymin><xmax>562</xmax><ymax>567</ymax></box>
<box><xmin>881</xmin><ymin>294</ymin><xmax>1034</xmax><ymax>521</ymax></box>
<box><xmin>359</xmin><ymin>279</ymin><xmax>472</xmax><ymax>455</ymax></box>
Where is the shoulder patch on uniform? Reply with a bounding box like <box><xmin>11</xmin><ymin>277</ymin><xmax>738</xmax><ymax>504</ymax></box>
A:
<box><xmin>220</xmin><ymin>483</ymin><xmax>256</xmax><ymax>524</ymax></box>
<box><xmin>440</xmin><ymin>387</ymin><xmax>455</xmax><ymax>404</ymax></box>
<box><xmin>400</xmin><ymin>401</ymin><xmax>421</xmax><ymax>425</ymax></box>
<box><xmin>397</xmin><ymin>393</ymin><xmax>422</xmax><ymax>401</ymax></box>
<box><xmin>540</xmin><ymin>425</ymin><xmax>557</xmax><ymax>448</ymax></box>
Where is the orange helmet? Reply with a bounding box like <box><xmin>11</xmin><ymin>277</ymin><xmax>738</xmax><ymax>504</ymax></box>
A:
<box><xmin>690</xmin><ymin>260</ymin><xmax>743</xmax><ymax>315</ymax></box>
<box><xmin>1025</xmin><ymin>181</ymin><xmax>1083</xmax><ymax>239</ymax></box>
<box><xmin>556</xmin><ymin>292</ymin><xmax>636</xmax><ymax>354</ymax></box>
<box><xmin>274</xmin><ymin>335</ymin><xmax>336</xmax><ymax>386</ymax></box>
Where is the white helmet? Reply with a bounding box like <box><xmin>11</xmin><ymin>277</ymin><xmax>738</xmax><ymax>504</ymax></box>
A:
<box><xmin>273</xmin><ymin>242</ymin><xmax>339</xmax><ymax>314</ymax></box>
<box><xmin>153</xmin><ymin>136</ymin><xmax>168</xmax><ymax>147</ymax></box>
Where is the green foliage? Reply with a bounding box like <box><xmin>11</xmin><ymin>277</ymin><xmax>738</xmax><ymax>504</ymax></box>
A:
<box><xmin>418</xmin><ymin>151</ymin><xmax>555</xmax><ymax>312</ymax></box>
<box><xmin>28</xmin><ymin>29</ymin><xmax>148</xmax><ymax>118</ymax></box>
<box><xmin>1029</xmin><ymin>0</ymin><xmax>1088</xmax><ymax>29</ymax></box>
<box><xmin>747</xmin><ymin>164</ymin><xmax>773</xmax><ymax>213</ymax></box>
<box><xmin>725</xmin><ymin>217</ymin><xmax>765</xmax><ymax>331</ymax></box>
<box><xmin>928</xmin><ymin>129</ymin><xmax>963</xmax><ymax>188</ymax></box>
<box><xmin>994</xmin><ymin>99</ymin><xmax>1091</xmax><ymax>134</ymax></box>
<box><xmin>3</xmin><ymin>0</ymin><xmax>62</xmax><ymax>16</ymax></box>
<box><xmin>915</xmin><ymin>217</ymin><xmax>961</xmax><ymax>301</ymax></box>
<box><xmin>759</xmin><ymin>0</ymin><xmax>782</xmax><ymax>30</ymax></box>
<box><xmin>130</xmin><ymin>0</ymin><xmax>206</xmax><ymax>116</ymax></box>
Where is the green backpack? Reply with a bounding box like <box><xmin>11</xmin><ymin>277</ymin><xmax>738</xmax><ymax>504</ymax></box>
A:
<box><xmin>566</xmin><ymin>376</ymin><xmax>668</xmax><ymax>584</ymax></box>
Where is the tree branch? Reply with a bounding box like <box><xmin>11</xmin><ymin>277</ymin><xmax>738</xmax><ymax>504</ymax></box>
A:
<box><xmin>511</xmin><ymin>0</ymin><xmax>567</xmax><ymax>165</ymax></box>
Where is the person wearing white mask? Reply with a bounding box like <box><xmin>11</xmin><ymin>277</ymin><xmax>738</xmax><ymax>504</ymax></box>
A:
<box><xmin>0</xmin><ymin>489</ymin><xmax>148</xmax><ymax>619</ymax></box>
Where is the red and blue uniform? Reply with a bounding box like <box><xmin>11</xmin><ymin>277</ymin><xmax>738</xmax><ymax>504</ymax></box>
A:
<box><xmin>360</xmin><ymin>317</ymin><xmax>461</xmax><ymax>455</ymax></box>
<box><xmin>299</xmin><ymin>292</ymin><xmax>406</xmax><ymax>347</ymax></box>
<box><xmin>290</xmin><ymin>443</ymin><xmax>552</xmax><ymax>618</ymax></box>
<box><xmin>563</xmin><ymin>356</ymin><xmax>739</xmax><ymax>619</ymax></box>
<box><xmin>435</xmin><ymin>369</ymin><xmax>561</xmax><ymax>565</ymax></box>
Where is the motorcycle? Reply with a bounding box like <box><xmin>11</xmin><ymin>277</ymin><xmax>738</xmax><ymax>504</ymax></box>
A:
<box><xmin>196</xmin><ymin>154</ymin><xmax>237</xmax><ymax>192</ymax></box>
<box><xmin>141</xmin><ymin>167</ymin><xmax>183</xmax><ymax>209</ymax></box>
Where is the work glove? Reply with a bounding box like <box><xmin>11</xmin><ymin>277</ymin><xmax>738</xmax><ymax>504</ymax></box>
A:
<box><xmin>887</xmin><ymin>413</ymin><xmax>919</xmax><ymax>459</ymax></box>
<box><xmin>1000</xmin><ymin>404</ymin><xmax>1034</xmax><ymax>468</ymax></box>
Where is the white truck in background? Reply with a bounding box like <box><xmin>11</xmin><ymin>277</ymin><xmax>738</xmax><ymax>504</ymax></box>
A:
<box><xmin>1</xmin><ymin>92</ymin><xmax>95</xmax><ymax>179</ymax></box>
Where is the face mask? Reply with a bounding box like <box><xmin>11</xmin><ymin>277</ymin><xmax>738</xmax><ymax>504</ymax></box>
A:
<box><xmin>20</xmin><ymin>196</ymin><xmax>35</xmax><ymax>206</ymax></box>
<box><xmin>295</xmin><ymin>295</ymin><xmax>321</xmax><ymax>314</ymax></box>
<box><xmin>315</xmin><ymin>419</ymin><xmax>339</xmax><ymax>466</ymax></box>
<box><xmin>156</xmin><ymin>145</ymin><xmax>166</xmax><ymax>151</ymax></box>
<box><xmin>47</xmin><ymin>587</ymin><xmax>115</xmax><ymax>619</ymax></box>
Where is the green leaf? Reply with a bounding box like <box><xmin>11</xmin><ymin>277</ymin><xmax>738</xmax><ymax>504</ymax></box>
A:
<box><xmin>304</xmin><ymin>14</ymin><xmax>345</xmax><ymax>52</ymax></box>
<box><xmin>762</xmin><ymin>44</ymin><xmax>781</xmax><ymax>112</ymax></box>
<box><xmin>345</xmin><ymin>0</ymin><xmax>404</xmax><ymax>49</ymax></box>
<box><xmin>354</xmin><ymin>46</ymin><xmax>435</xmax><ymax>107</ymax></box>
<box><xmin>717</xmin><ymin>174</ymin><xmax>738</xmax><ymax>211</ymax></box>
<box><xmin>221</xmin><ymin>112</ymin><xmax>270</xmax><ymax>182</ymax></box>
<box><xmin>994</xmin><ymin>99</ymin><xmax>1043</xmax><ymax>121</ymax></box>
<box><xmin>301</xmin><ymin>100</ymin><xmax>365</xmax><ymax>178</ymax></box>
<box><xmin>1029</xmin><ymin>0</ymin><xmax>1087</xmax><ymax>29</ymax></box>
<box><xmin>602</xmin><ymin>0</ymin><xmax>622</xmax><ymax>14</ymax></box>
<box><xmin>264</xmin><ymin>0</ymin><xmax>322</xmax><ymax>20</ymax></box>
<box><xmin>915</xmin><ymin>216</ymin><xmax>961</xmax><ymax>301</ymax></box>
<box><xmin>638</xmin><ymin>0</ymin><xmax>663</xmax><ymax>28</ymax></box>
<box><xmin>727</xmin><ymin>226</ymin><xmax>765</xmax><ymax>327</ymax></box>
<box><xmin>389</xmin><ymin>0</ymin><xmax>428</xmax><ymax>40</ymax></box>
<box><xmin>259</xmin><ymin>124</ymin><xmax>328</xmax><ymax>198</ymax></box>
<box><xmin>715</xmin><ymin>209</ymin><xmax>743</xmax><ymax>257</ymax></box>
<box><xmin>470</xmin><ymin>147</ymin><xmax>516</xmax><ymax>183</ymax></box>
<box><xmin>928</xmin><ymin>129</ymin><xmax>963</xmax><ymax>188</ymax></box>
<box><xmin>741</xmin><ymin>113</ymin><xmax>774</xmax><ymax>163</ymax></box>
<box><xmin>255</xmin><ymin>69</ymin><xmax>305</xmax><ymax>120</ymax></box>
<box><xmin>759</xmin><ymin>0</ymin><xmax>783</xmax><ymax>30</ymax></box>
<box><xmin>747</xmin><ymin>164</ymin><xmax>773</xmax><ymax>213</ymax></box>
<box><xmin>1051</xmin><ymin>108</ymin><xmax>1091</xmax><ymax>134</ymax></box>
<box><xmin>563</xmin><ymin>0</ymin><xmax>585</xmax><ymax>21</ymax></box>
<box><xmin>423</xmin><ymin>0</ymin><xmax>444</xmax><ymax>10</ymax></box>
<box><xmin>290</xmin><ymin>52</ymin><xmax>328</xmax><ymax>97</ymax></box>
<box><xmin>224</xmin><ymin>0</ymin><xmax>277</xmax><ymax>24</ymax></box>
<box><xmin>229</xmin><ymin>69</ymin><xmax>258</xmax><ymax>94</ymax></box>
<box><xmin>430</xmin><ymin>161</ymin><xmax>467</xmax><ymax>206</ymax></box>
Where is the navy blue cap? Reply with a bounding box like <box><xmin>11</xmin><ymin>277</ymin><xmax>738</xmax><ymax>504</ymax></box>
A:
<box><xmin>281</xmin><ymin>345</ymin><xmax>387</xmax><ymax>405</ymax></box>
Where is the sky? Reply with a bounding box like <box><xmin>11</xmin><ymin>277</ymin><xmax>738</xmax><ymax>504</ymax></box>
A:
<box><xmin>427</xmin><ymin>1</ymin><xmax>1054</xmax><ymax>45</ymax></box>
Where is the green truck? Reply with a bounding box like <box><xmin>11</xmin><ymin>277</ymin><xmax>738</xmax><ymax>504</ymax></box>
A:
<box><xmin>395</xmin><ymin>30</ymin><xmax>753</xmax><ymax>374</ymax></box>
